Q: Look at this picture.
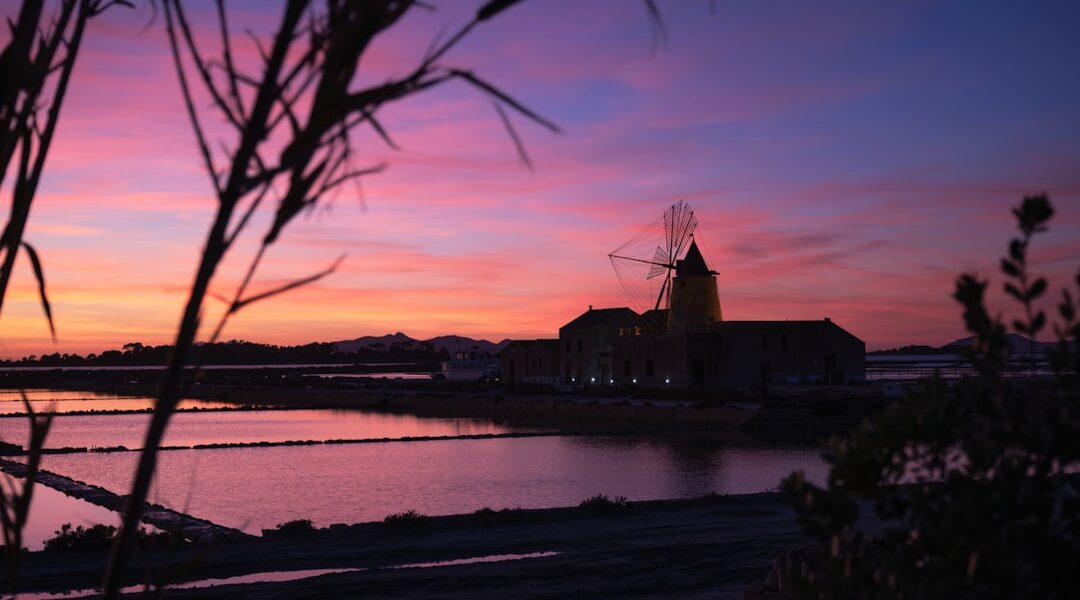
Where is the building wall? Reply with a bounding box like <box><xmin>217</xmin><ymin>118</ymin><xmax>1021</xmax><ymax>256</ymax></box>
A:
<box><xmin>499</xmin><ymin>339</ymin><xmax>561</xmax><ymax>385</ymax></box>
<box><xmin>610</xmin><ymin>320</ymin><xmax>864</xmax><ymax>390</ymax></box>
<box><xmin>825</xmin><ymin>320</ymin><xmax>866</xmax><ymax>384</ymax></box>
<box><xmin>610</xmin><ymin>332</ymin><xmax>687</xmax><ymax>387</ymax></box>
<box><xmin>558</xmin><ymin>310</ymin><xmax>644</xmax><ymax>384</ymax></box>
<box><xmin>541</xmin><ymin>305</ymin><xmax>865</xmax><ymax>390</ymax></box>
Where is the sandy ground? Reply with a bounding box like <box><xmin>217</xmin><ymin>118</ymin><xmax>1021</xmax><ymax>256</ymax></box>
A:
<box><xmin>10</xmin><ymin>494</ymin><xmax>804</xmax><ymax>599</ymax></box>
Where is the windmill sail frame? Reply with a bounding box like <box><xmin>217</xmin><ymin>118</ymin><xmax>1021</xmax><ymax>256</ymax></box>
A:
<box><xmin>609</xmin><ymin>200</ymin><xmax>698</xmax><ymax>312</ymax></box>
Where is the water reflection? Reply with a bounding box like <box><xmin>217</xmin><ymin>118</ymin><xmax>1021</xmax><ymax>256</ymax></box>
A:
<box><xmin>39</xmin><ymin>436</ymin><xmax>827</xmax><ymax>533</ymax></box>
<box><xmin>6</xmin><ymin>481</ymin><xmax>120</xmax><ymax>551</ymax></box>
<box><xmin>0</xmin><ymin>408</ymin><xmax>532</xmax><ymax>449</ymax></box>
<box><xmin>0</xmin><ymin>398</ymin><xmax>233</xmax><ymax>415</ymax></box>
<box><xmin>0</xmin><ymin>389</ymin><xmax>138</xmax><ymax>401</ymax></box>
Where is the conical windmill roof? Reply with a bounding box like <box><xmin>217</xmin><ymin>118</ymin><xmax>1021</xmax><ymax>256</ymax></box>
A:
<box><xmin>676</xmin><ymin>240</ymin><xmax>712</xmax><ymax>277</ymax></box>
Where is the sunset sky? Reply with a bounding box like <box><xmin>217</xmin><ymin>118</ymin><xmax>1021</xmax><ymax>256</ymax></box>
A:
<box><xmin>1</xmin><ymin>0</ymin><xmax>1078</xmax><ymax>358</ymax></box>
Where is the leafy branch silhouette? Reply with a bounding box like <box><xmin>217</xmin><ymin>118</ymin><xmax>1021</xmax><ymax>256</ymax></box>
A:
<box><xmin>780</xmin><ymin>196</ymin><xmax>1079</xmax><ymax>599</ymax></box>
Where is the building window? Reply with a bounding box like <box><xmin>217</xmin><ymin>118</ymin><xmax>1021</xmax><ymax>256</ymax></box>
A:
<box><xmin>761</xmin><ymin>334</ymin><xmax>768</xmax><ymax>350</ymax></box>
<box><xmin>781</xmin><ymin>333</ymin><xmax>788</xmax><ymax>350</ymax></box>
<box><xmin>646</xmin><ymin>359</ymin><xmax>654</xmax><ymax>377</ymax></box>
<box><xmin>716</xmin><ymin>336</ymin><xmax>723</xmax><ymax>351</ymax></box>
<box><xmin>577</xmin><ymin>340</ymin><xmax>583</xmax><ymax>352</ymax></box>
<box><xmin>624</xmin><ymin>360</ymin><xmax>631</xmax><ymax>376</ymax></box>
<box><xmin>538</xmin><ymin>357</ymin><xmax>543</xmax><ymax>369</ymax></box>
<box><xmin>565</xmin><ymin>340</ymin><xmax>570</xmax><ymax>352</ymax></box>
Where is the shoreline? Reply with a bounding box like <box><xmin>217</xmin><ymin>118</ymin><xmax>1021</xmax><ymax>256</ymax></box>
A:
<box><xmin>0</xmin><ymin>377</ymin><xmax>843</xmax><ymax>597</ymax></box>
<box><xmin>1</xmin><ymin>371</ymin><xmax>884</xmax><ymax>435</ymax></box>
<box><xmin>10</xmin><ymin>492</ymin><xmax>801</xmax><ymax>599</ymax></box>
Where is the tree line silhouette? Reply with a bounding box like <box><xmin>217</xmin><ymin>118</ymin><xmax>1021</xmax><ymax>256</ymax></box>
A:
<box><xmin>1</xmin><ymin>339</ymin><xmax>449</xmax><ymax>367</ymax></box>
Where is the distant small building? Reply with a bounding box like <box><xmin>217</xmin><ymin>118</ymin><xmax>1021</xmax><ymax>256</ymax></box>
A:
<box><xmin>499</xmin><ymin>339</ymin><xmax>561</xmax><ymax>385</ymax></box>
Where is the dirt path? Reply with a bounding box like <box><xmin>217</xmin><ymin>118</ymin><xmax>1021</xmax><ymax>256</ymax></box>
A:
<box><xmin>11</xmin><ymin>494</ymin><xmax>802</xmax><ymax>599</ymax></box>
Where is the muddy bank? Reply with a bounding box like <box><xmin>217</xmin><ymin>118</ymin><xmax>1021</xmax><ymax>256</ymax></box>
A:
<box><xmin>9</xmin><ymin>493</ymin><xmax>804</xmax><ymax>599</ymax></box>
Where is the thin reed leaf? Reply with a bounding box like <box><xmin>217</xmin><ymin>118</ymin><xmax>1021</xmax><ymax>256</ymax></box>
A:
<box><xmin>20</xmin><ymin>241</ymin><xmax>54</xmax><ymax>340</ymax></box>
<box><xmin>493</xmin><ymin>101</ymin><xmax>532</xmax><ymax>171</ymax></box>
<box><xmin>450</xmin><ymin>69</ymin><xmax>560</xmax><ymax>133</ymax></box>
<box><xmin>231</xmin><ymin>254</ymin><xmax>345</xmax><ymax>313</ymax></box>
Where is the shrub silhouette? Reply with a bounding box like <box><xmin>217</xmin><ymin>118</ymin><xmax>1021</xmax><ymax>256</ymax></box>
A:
<box><xmin>262</xmin><ymin>519</ymin><xmax>316</xmax><ymax>538</ymax></box>
<box><xmin>783</xmin><ymin>195</ymin><xmax>1079</xmax><ymax>598</ymax></box>
<box><xmin>383</xmin><ymin>510</ymin><xmax>427</xmax><ymax>528</ymax></box>
<box><xmin>579</xmin><ymin>494</ymin><xmax>629</xmax><ymax>512</ymax></box>
<box><xmin>43</xmin><ymin>523</ymin><xmax>173</xmax><ymax>554</ymax></box>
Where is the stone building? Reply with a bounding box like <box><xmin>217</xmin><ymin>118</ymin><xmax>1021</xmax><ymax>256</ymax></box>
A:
<box><xmin>610</xmin><ymin>318</ymin><xmax>864</xmax><ymax>388</ymax></box>
<box><xmin>500</xmin><ymin>240</ymin><xmax>865</xmax><ymax>390</ymax></box>
<box><xmin>499</xmin><ymin>339</ymin><xmax>561</xmax><ymax>385</ymax></box>
<box><xmin>558</xmin><ymin>306</ymin><xmax>644</xmax><ymax>384</ymax></box>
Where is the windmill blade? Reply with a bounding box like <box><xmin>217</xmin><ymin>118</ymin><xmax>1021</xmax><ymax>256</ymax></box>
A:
<box><xmin>670</xmin><ymin>204</ymin><xmax>697</xmax><ymax>259</ymax></box>
<box><xmin>646</xmin><ymin>246</ymin><xmax>670</xmax><ymax>279</ymax></box>
<box><xmin>663</xmin><ymin>201</ymin><xmax>678</xmax><ymax>259</ymax></box>
<box><xmin>611</xmin><ymin>253</ymin><xmax>658</xmax><ymax>313</ymax></box>
<box><xmin>609</xmin><ymin>199</ymin><xmax>697</xmax><ymax>314</ymax></box>
<box><xmin>654</xmin><ymin>270</ymin><xmax>671</xmax><ymax>311</ymax></box>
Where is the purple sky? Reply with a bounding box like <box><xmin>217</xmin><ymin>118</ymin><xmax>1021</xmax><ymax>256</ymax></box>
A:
<box><xmin>1</xmin><ymin>0</ymin><xmax>1078</xmax><ymax>357</ymax></box>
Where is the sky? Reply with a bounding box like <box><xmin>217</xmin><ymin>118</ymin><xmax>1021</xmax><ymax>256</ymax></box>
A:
<box><xmin>0</xmin><ymin>0</ymin><xmax>1078</xmax><ymax>357</ymax></box>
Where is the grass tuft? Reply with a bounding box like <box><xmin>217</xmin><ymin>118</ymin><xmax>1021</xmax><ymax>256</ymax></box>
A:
<box><xmin>383</xmin><ymin>510</ymin><xmax>427</xmax><ymax>528</ymax></box>
<box><xmin>578</xmin><ymin>494</ymin><xmax>629</xmax><ymax>512</ymax></box>
<box><xmin>262</xmin><ymin>519</ymin><xmax>316</xmax><ymax>538</ymax></box>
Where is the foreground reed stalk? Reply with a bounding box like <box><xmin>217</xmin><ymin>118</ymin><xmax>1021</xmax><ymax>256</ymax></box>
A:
<box><xmin>0</xmin><ymin>1</ymin><xmax>129</xmax><ymax>592</ymax></box>
<box><xmin>0</xmin><ymin>0</ymin><xmax>130</xmax><ymax>332</ymax></box>
<box><xmin>102</xmin><ymin>1</ymin><xmax>560</xmax><ymax>595</ymax></box>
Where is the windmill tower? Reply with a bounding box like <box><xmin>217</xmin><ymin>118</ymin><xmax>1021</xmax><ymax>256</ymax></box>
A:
<box><xmin>609</xmin><ymin>200</ymin><xmax>722</xmax><ymax>331</ymax></box>
<box><xmin>667</xmin><ymin>237</ymin><xmax>722</xmax><ymax>331</ymax></box>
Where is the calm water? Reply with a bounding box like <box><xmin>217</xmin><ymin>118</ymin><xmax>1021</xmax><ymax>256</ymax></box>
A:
<box><xmin>0</xmin><ymin>388</ymin><xmax>235</xmax><ymax>414</ymax></box>
<box><xmin>0</xmin><ymin>399</ymin><xmax>236</xmax><ymax>415</ymax></box>
<box><xmin>12</xmin><ymin>481</ymin><xmax>121</xmax><ymax>551</ymax></box>
<box><xmin>0</xmin><ymin>408</ymin><xmax>531</xmax><ymax>449</ymax></box>
<box><xmin>39</xmin><ymin>436</ymin><xmax>826</xmax><ymax>533</ymax></box>
<box><xmin>1</xmin><ymin>389</ymin><xmax>827</xmax><ymax>547</ymax></box>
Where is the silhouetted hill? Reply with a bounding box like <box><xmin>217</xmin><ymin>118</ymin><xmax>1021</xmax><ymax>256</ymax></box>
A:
<box><xmin>870</xmin><ymin>333</ymin><xmax>1068</xmax><ymax>356</ymax></box>
<box><xmin>332</xmin><ymin>332</ymin><xmax>418</xmax><ymax>353</ymax></box>
<box><xmin>943</xmin><ymin>333</ymin><xmax>1058</xmax><ymax>354</ymax></box>
<box><xmin>424</xmin><ymin>335</ymin><xmax>510</xmax><ymax>355</ymax></box>
<box><xmin>331</xmin><ymin>333</ymin><xmax>509</xmax><ymax>355</ymax></box>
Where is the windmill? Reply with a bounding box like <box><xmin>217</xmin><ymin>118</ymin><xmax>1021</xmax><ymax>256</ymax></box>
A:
<box><xmin>609</xmin><ymin>200</ymin><xmax>698</xmax><ymax>313</ymax></box>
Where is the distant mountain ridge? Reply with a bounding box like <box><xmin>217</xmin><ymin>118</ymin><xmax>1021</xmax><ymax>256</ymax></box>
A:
<box><xmin>871</xmin><ymin>333</ymin><xmax>1067</xmax><ymax>356</ymax></box>
<box><xmin>943</xmin><ymin>333</ymin><xmax>1060</xmax><ymax>354</ymax></box>
<box><xmin>331</xmin><ymin>332</ymin><xmax>510</xmax><ymax>355</ymax></box>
